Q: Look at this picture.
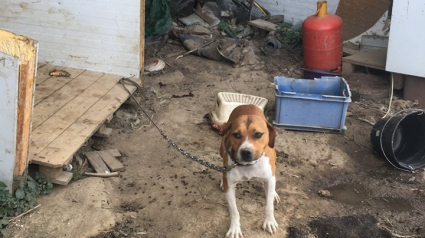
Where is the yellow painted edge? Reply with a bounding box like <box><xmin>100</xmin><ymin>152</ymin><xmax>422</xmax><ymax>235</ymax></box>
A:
<box><xmin>0</xmin><ymin>29</ymin><xmax>35</xmax><ymax>62</ymax></box>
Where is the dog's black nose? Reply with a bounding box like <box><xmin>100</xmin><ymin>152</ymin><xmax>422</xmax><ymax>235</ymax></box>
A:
<box><xmin>241</xmin><ymin>150</ymin><xmax>253</xmax><ymax>161</ymax></box>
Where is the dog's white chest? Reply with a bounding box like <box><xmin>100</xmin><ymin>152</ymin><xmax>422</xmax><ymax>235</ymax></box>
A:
<box><xmin>227</xmin><ymin>155</ymin><xmax>273</xmax><ymax>182</ymax></box>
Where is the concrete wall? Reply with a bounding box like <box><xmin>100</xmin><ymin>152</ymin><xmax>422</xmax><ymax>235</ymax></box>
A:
<box><xmin>257</xmin><ymin>0</ymin><xmax>340</xmax><ymax>26</ymax></box>
<box><xmin>0</xmin><ymin>0</ymin><xmax>140</xmax><ymax>77</ymax></box>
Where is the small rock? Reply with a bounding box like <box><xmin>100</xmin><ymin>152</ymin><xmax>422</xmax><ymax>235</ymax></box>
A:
<box><xmin>115</xmin><ymin>110</ymin><xmax>138</xmax><ymax>121</ymax></box>
<box><xmin>318</xmin><ymin>189</ymin><xmax>332</xmax><ymax>197</ymax></box>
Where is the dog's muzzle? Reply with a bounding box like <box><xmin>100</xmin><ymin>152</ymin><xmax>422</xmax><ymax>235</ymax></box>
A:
<box><xmin>240</xmin><ymin>149</ymin><xmax>254</xmax><ymax>162</ymax></box>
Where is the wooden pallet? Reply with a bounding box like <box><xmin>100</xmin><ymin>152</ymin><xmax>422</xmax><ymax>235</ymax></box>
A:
<box><xmin>342</xmin><ymin>48</ymin><xmax>387</xmax><ymax>74</ymax></box>
<box><xmin>29</xmin><ymin>64</ymin><xmax>140</xmax><ymax>185</ymax></box>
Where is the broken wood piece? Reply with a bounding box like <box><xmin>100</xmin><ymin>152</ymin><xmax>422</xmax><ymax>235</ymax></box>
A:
<box><xmin>248</xmin><ymin>19</ymin><xmax>277</xmax><ymax>32</ymax></box>
<box><xmin>105</xmin><ymin>149</ymin><xmax>121</xmax><ymax>157</ymax></box>
<box><xmin>98</xmin><ymin>150</ymin><xmax>125</xmax><ymax>172</ymax></box>
<box><xmin>76</xmin><ymin>155</ymin><xmax>89</xmax><ymax>174</ymax></box>
<box><xmin>85</xmin><ymin>151</ymin><xmax>111</xmax><ymax>173</ymax></box>
<box><xmin>9</xmin><ymin>204</ymin><xmax>41</xmax><ymax>222</ymax></box>
<box><xmin>84</xmin><ymin>172</ymin><xmax>119</xmax><ymax>178</ymax></box>
<box><xmin>94</xmin><ymin>125</ymin><xmax>113</xmax><ymax>138</ymax></box>
<box><xmin>193</xmin><ymin>8</ymin><xmax>216</xmax><ymax>26</ymax></box>
<box><xmin>39</xmin><ymin>166</ymin><xmax>73</xmax><ymax>185</ymax></box>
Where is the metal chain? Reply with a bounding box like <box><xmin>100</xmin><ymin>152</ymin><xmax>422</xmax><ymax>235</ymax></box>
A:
<box><xmin>119</xmin><ymin>78</ymin><xmax>234</xmax><ymax>172</ymax></box>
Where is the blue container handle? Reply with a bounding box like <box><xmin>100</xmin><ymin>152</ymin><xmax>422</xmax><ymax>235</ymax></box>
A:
<box><xmin>322</xmin><ymin>95</ymin><xmax>345</xmax><ymax>99</ymax></box>
<box><xmin>280</xmin><ymin>91</ymin><xmax>296</xmax><ymax>95</ymax></box>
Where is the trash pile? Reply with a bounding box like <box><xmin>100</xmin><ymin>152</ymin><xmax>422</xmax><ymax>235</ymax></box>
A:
<box><xmin>145</xmin><ymin>0</ymin><xmax>303</xmax><ymax>72</ymax></box>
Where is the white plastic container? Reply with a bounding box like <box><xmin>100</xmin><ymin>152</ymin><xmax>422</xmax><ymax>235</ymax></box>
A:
<box><xmin>210</xmin><ymin>92</ymin><xmax>268</xmax><ymax>126</ymax></box>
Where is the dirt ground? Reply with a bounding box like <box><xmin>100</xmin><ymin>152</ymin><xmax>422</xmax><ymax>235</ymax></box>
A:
<box><xmin>9</xmin><ymin>38</ymin><xmax>425</xmax><ymax>238</ymax></box>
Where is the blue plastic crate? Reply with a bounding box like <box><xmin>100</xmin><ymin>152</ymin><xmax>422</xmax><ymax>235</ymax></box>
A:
<box><xmin>273</xmin><ymin>76</ymin><xmax>351</xmax><ymax>133</ymax></box>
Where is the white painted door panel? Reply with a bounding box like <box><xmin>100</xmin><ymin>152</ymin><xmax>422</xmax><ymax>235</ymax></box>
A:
<box><xmin>386</xmin><ymin>0</ymin><xmax>425</xmax><ymax>77</ymax></box>
<box><xmin>0</xmin><ymin>52</ymin><xmax>20</xmax><ymax>193</ymax></box>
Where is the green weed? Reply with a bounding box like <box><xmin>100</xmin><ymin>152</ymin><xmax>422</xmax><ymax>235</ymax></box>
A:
<box><xmin>0</xmin><ymin>170</ymin><xmax>52</xmax><ymax>237</ymax></box>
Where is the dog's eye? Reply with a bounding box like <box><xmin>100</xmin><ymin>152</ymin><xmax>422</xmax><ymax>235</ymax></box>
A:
<box><xmin>254</xmin><ymin>132</ymin><xmax>264</xmax><ymax>139</ymax></box>
<box><xmin>232</xmin><ymin>133</ymin><xmax>241</xmax><ymax>139</ymax></box>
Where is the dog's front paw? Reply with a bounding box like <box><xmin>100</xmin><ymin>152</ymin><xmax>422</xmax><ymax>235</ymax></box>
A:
<box><xmin>226</xmin><ymin>225</ymin><xmax>243</xmax><ymax>238</ymax></box>
<box><xmin>262</xmin><ymin>216</ymin><xmax>278</xmax><ymax>234</ymax></box>
<box><xmin>274</xmin><ymin>192</ymin><xmax>281</xmax><ymax>204</ymax></box>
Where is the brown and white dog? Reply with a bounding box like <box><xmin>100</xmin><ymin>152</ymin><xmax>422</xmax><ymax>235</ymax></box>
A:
<box><xmin>220</xmin><ymin>104</ymin><xmax>280</xmax><ymax>238</ymax></box>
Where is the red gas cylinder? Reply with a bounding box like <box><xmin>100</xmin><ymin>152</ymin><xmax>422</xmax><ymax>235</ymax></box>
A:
<box><xmin>302</xmin><ymin>1</ymin><xmax>343</xmax><ymax>71</ymax></box>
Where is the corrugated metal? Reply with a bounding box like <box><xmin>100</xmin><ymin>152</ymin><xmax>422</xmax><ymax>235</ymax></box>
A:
<box><xmin>257</xmin><ymin>0</ymin><xmax>340</xmax><ymax>26</ymax></box>
<box><xmin>0</xmin><ymin>0</ymin><xmax>140</xmax><ymax>77</ymax></box>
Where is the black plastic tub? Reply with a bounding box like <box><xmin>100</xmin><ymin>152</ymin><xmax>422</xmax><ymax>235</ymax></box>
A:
<box><xmin>371</xmin><ymin>110</ymin><xmax>425</xmax><ymax>171</ymax></box>
<box><xmin>303</xmin><ymin>68</ymin><xmax>342</xmax><ymax>80</ymax></box>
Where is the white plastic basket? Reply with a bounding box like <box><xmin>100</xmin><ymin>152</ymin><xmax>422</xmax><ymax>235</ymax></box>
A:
<box><xmin>210</xmin><ymin>92</ymin><xmax>268</xmax><ymax>126</ymax></box>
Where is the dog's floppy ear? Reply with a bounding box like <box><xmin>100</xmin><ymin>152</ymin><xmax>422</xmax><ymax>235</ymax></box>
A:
<box><xmin>220</xmin><ymin>121</ymin><xmax>232</xmax><ymax>136</ymax></box>
<box><xmin>266</xmin><ymin>121</ymin><xmax>278</xmax><ymax>148</ymax></box>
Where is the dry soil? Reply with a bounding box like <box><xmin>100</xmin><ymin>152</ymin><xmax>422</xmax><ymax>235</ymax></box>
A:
<box><xmin>9</xmin><ymin>39</ymin><xmax>425</xmax><ymax>238</ymax></box>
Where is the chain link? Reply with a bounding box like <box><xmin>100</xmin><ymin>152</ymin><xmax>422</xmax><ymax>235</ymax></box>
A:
<box><xmin>119</xmin><ymin>78</ymin><xmax>233</xmax><ymax>172</ymax></box>
<box><xmin>160</xmin><ymin>131</ymin><xmax>232</xmax><ymax>172</ymax></box>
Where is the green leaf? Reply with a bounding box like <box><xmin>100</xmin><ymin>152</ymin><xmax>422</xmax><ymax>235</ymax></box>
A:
<box><xmin>1</xmin><ymin>228</ymin><xmax>11</xmax><ymax>237</ymax></box>
<box><xmin>27</xmin><ymin>181</ymin><xmax>36</xmax><ymax>191</ymax></box>
<box><xmin>15</xmin><ymin>189</ymin><xmax>25</xmax><ymax>199</ymax></box>
<box><xmin>13</xmin><ymin>175</ymin><xmax>22</xmax><ymax>184</ymax></box>
<box><xmin>0</xmin><ymin>182</ymin><xmax>7</xmax><ymax>190</ymax></box>
<box><xmin>0</xmin><ymin>218</ymin><xmax>9</xmax><ymax>225</ymax></box>
<box><xmin>25</xmin><ymin>193</ymin><xmax>34</xmax><ymax>202</ymax></box>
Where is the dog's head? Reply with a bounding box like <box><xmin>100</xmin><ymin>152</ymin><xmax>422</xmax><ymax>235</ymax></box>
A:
<box><xmin>221</xmin><ymin>106</ymin><xmax>278</xmax><ymax>165</ymax></box>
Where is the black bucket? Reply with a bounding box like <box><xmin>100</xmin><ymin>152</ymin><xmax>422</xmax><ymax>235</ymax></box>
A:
<box><xmin>302</xmin><ymin>68</ymin><xmax>342</xmax><ymax>80</ymax></box>
<box><xmin>370</xmin><ymin>109</ymin><xmax>425</xmax><ymax>171</ymax></box>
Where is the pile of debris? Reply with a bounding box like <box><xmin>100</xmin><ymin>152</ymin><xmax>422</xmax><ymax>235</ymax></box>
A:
<box><xmin>145</xmin><ymin>0</ymin><xmax>302</xmax><ymax>73</ymax></box>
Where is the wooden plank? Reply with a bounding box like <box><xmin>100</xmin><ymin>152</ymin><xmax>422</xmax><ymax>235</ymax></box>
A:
<box><xmin>14</xmin><ymin>43</ymin><xmax>37</xmax><ymax>179</ymax></box>
<box><xmin>98</xmin><ymin>150</ymin><xmax>125</xmax><ymax>172</ymax></box>
<box><xmin>31</xmin><ymin>77</ymin><xmax>140</xmax><ymax>167</ymax></box>
<box><xmin>29</xmin><ymin>73</ymin><xmax>121</xmax><ymax>164</ymax></box>
<box><xmin>0</xmin><ymin>52</ymin><xmax>20</xmax><ymax>193</ymax></box>
<box><xmin>342</xmin><ymin>62</ymin><xmax>355</xmax><ymax>75</ymax></box>
<box><xmin>34</xmin><ymin>67</ymin><xmax>85</xmax><ymax>105</ymax></box>
<box><xmin>14</xmin><ymin>56</ymin><xmax>35</xmax><ymax>179</ymax></box>
<box><xmin>31</xmin><ymin>70</ymin><xmax>104</xmax><ymax>129</ymax></box>
<box><xmin>35</xmin><ymin>64</ymin><xmax>64</xmax><ymax>85</ymax></box>
<box><xmin>342</xmin><ymin>48</ymin><xmax>387</xmax><ymax>70</ymax></box>
<box><xmin>39</xmin><ymin>166</ymin><xmax>73</xmax><ymax>186</ymax></box>
<box><xmin>248</xmin><ymin>19</ymin><xmax>277</xmax><ymax>32</ymax></box>
<box><xmin>85</xmin><ymin>152</ymin><xmax>110</xmax><ymax>173</ymax></box>
<box><xmin>140</xmin><ymin>0</ymin><xmax>145</xmax><ymax>76</ymax></box>
<box><xmin>105</xmin><ymin>113</ymin><xmax>114</xmax><ymax>123</ymax></box>
<box><xmin>94</xmin><ymin>125</ymin><xmax>113</xmax><ymax>138</ymax></box>
<box><xmin>37</xmin><ymin>63</ymin><xmax>46</xmax><ymax>71</ymax></box>
<box><xmin>105</xmin><ymin>149</ymin><xmax>121</xmax><ymax>157</ymax></box>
